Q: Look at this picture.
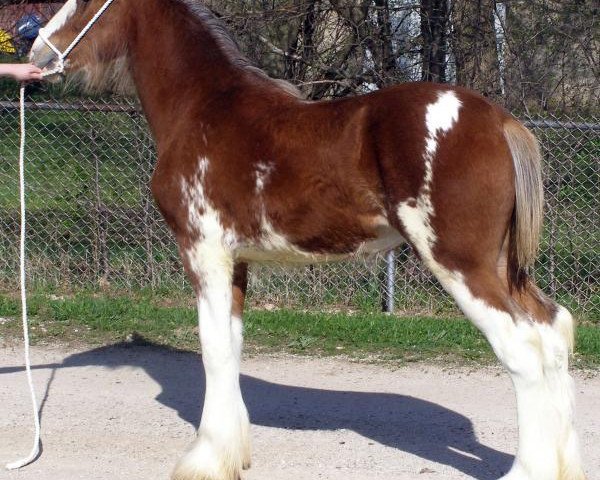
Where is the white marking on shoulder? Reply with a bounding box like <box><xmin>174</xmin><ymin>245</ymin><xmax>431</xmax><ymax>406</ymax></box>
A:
<box><xmin>255</xmin><ymin>162</ymin><xmax>274</xmax><ymax>194</ymax></box>
<box><xmin>31</xmin><ymin>0</ymin><xmax>77</xmax><ymax>52</ymax></box>
<box><xmin>198</xmin><ymin>157</ymin><xmax>209</xmax><ymax>178</ymax></box>
<box><xmin>181</xmin><ymin>157</ymin><xmax>237</xmax><ymax>251</ymax></box>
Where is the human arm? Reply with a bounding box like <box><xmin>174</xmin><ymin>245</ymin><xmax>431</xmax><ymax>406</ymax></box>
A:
<box><xmin>0</xmin><ymin>63</ymin><xmax>43</xmax><ymax>81</ymax></box>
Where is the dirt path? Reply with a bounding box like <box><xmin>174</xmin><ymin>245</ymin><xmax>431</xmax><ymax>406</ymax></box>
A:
<box><xmin>1</xmin><ymin>343</ymin><xmax>598</xmax><ymax>480</ymax></box>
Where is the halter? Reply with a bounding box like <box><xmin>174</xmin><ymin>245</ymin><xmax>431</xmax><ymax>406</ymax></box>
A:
<box><xmin>39</xmin><ymin>0</ymin><xmax>117</xmax><ymax>77</ymax></box>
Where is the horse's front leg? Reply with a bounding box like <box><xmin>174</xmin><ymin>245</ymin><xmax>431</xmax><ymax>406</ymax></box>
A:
<box><xmin>172</xmin><ymin>243</ymin><xmax>250</xmax><ymax>480</ymax></box>
<box><xmin>231</xmin><ymin>263</ymin><xmax>251</xmax><ymax>470</ymax></box>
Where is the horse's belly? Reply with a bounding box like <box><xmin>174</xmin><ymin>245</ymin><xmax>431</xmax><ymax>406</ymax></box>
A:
<box><xmin>235</xmin><ymin>224</ymin><xmax>405</xmax><ymax>264</ymax></box>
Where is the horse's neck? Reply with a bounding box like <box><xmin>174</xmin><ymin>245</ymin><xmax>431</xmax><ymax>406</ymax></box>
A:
<box><xmin>128</xmin><ymin>1</ymin><xmax>243</xmax><ymax>147</ymax></box>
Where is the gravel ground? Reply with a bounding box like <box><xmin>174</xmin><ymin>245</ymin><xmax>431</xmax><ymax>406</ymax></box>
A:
<box><xmin>1</xmin><ymin>343</ymin><xmax>598</xmax><ymax>480</ymax></box>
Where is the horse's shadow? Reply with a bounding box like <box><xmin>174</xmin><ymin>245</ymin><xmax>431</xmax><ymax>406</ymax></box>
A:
<box><xmin>1</xmin><ymin>338</ymin><xmax>513</xmax><ymax>479</ymax></box>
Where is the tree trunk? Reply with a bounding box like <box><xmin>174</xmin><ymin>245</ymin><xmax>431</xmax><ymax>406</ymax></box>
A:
<box><xmin>284</xmin><ymin>0</ymin><xmax>318</xmax><ymax>82</ymax></box>
<box><xmin>373</xmin><ymin>0</ymin><xmax>400</xmax><ymax>87</ymax></box>
<box><xmin>421</xmin><ymin>0</ymin><xmax>449</xmax><ymax>83</ymax></box>
<box><xmin>451</xmin><ymin>0</ymin><xmax>501</xmax><ymax>99</ymax></box>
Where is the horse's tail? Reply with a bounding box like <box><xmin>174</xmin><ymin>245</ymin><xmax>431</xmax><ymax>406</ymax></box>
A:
<box><xmin>503</xmin><ymin>118</ymin><xmax>544</xmax><ymax>289</ymax></box>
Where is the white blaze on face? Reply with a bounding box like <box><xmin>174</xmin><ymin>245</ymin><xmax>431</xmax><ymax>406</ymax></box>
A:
<box><xmin>396</xmin><ymin>90</ymin><xmax>461</xmax><ymax>263</ymax></box>
<box><xmin>31</xmin><ymin>0</ymin><xmax>78</xmax><ymax>55</ymax></box>
<box><xmin>255</xmin><ymin>162</ymin><xmax>274</xmax><ymax>194</ymax></box>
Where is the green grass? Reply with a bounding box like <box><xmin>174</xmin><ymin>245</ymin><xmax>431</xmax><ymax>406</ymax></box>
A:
<box><xmin>1</xmin><ymin>293</ymin><xmax>599</xmax><ymax>367</ymax></box>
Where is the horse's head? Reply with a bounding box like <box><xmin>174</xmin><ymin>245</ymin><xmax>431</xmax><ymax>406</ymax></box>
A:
<box><xmin>29</xmin><ymin>0</ymin><xmax>132</xmax><ymax>91</ymax></box>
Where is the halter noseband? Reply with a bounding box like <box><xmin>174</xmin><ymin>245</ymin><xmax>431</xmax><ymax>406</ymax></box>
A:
<box><xmin>39</xmin><ymin>0</ymin><xmax>117</xmax><ymax>78</ymax></box>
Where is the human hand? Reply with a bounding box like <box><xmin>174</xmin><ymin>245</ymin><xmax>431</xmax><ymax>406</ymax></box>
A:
<box><xmin>0</xmin><ymin>63</ymin><xmax>44</xmax><ymax>82</ymax></box>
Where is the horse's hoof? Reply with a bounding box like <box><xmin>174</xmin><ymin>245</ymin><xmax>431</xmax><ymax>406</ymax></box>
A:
<box><xmin>171</xmin><ymin>459</ymin><xmax>241</xmax><ymax>480</ymax></box>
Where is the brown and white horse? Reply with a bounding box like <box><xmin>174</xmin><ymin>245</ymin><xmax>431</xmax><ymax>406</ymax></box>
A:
<box><xmin>29</xmin><ymin>1</ymin><xmax>586</xmax><ymax>479</ymax></box>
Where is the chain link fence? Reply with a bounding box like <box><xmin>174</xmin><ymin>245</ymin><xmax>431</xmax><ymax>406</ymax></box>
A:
<box><xmin>0</xmin><ymin>92</ymin><xmax>598</xmax><ymax>321</ymax></box>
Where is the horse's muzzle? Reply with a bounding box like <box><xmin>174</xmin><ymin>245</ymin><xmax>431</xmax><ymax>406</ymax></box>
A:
<box><xmin>29</xmin><ymin>45</ymin><xmax>63</xmax><ymax>81</ymax></box>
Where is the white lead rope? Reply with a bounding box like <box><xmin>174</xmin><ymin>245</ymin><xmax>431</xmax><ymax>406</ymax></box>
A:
<box><xmin>5</xmin><ymin>85</ymin><xmax>41</xmax><ymax>471</ymax></box>
<box><xmin>7</xmin><ymin>0</ymin><xmax>117</xmax><ymax>470</ymax></box>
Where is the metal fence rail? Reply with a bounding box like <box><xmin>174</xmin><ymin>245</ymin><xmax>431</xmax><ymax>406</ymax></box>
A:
<box><xmin>0</xmin><ymin>94</ymin><xmax>598</xmax><ymax>320</ymax></box>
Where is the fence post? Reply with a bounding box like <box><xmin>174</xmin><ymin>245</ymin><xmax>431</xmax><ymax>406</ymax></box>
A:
<box><xmin>383</xmin><ymin>250</ymin><xmax>395</xmax><ymax>314</ymax></box>
<box><xmin>91</xmin><ymin>129</ymin><xmax>109</xmax><ymax>284</ymax></box>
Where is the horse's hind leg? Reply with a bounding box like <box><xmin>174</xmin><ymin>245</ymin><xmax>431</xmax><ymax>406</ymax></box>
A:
<box><xmin>497</xmin><ymin>280</ymin><xmax>584</xmax><ymax>480</ymax></box>
<box><xmin>445</xmin><ymin>270</ymin><xmax>583</xmax><ymax>480</ymax></box>
<box><xmin>396</xmin><ymin>220</ymin><xmax>585</xmax><ymax>479</ymax></box>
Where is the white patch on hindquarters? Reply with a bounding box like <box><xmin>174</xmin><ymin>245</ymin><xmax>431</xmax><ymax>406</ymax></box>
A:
<box><xmin>397</xmin><ymin>90</ymin><xmax>461</xmax><ymax>260</ymax></box>
<box><xmin>424</xmin><ymin>91</ymin><xmax>462</xmax><ymax>166</ymax></box>
<box><xmin>31</xmin><ymin>0</ymin><xmax>77</xmax><ymax>52</ymax></box>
